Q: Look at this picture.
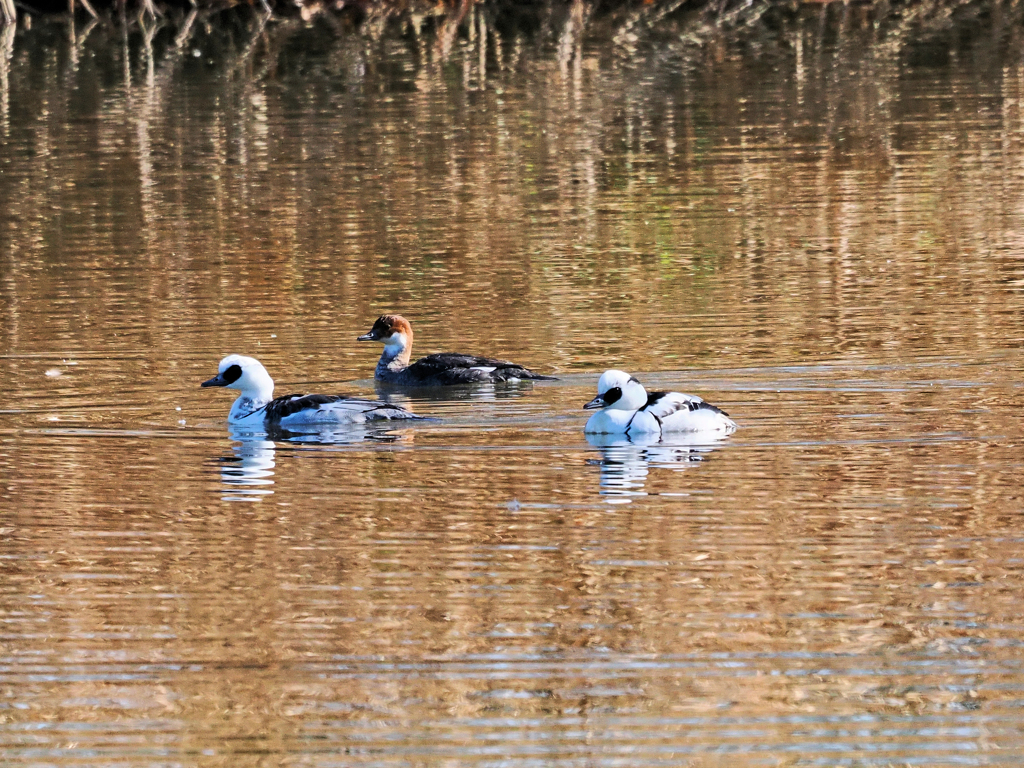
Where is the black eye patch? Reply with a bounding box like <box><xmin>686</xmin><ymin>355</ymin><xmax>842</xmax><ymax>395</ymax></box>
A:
<box><xmin>221</xmin><ymin>364</ymin><xmax>243</xmax><ymax>384</ymax></box>
<box><xmin>602</xmin><ymin>386</ymin><xmax>622</xmax><ymax>404</ymax></box>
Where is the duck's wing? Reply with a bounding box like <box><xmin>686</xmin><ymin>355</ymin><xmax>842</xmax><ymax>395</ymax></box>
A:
<box><xmin>643</xmin><ymin>391</ymin><xmax>731</xmax><ymax>421</ymax></box>
<box><xmin>410</xmin><ymin>353</ymin><xmax>557</xmax><ymax>383</ymax></box>
<box><xmin>263</xmin><ymin>393</ymin><xmax>421</xmax><ymax>422</ymax></box>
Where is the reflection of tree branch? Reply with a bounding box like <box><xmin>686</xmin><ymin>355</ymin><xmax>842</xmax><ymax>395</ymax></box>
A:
<box><xmin>229</xmin><ymin>9</ymin><xmax>272</xmax><ymax>78</ymax></box>
<box><xmin>74</xmin><ymin>17</ymin><xmax>100</xmax><ymax>53</ymax></box>
<box><xmin>71</xmin><ymin>0</ymin><xmax>100</xmax><ymax>20</ymax></box>
<box><xmin>0</xmin><ymin>23</ymin><xmax>13</xmax><ymax>134</ymax></box>
<box><xmin>557</xmin><ymin>0</ymin><xmax>590</xmax><ymax>75</ymax></box>
<box><xmin>357</xmin><ymin>0</ymin><xmax>399</xmax><ymax>39</ymax></box>
<box><xmin>606</xmin><ymin>0</ymin><xmax>1024</xmax><ymax>67</ymax></box>
<box><xmin>174</xmin><ymin>7</ymin><xmax>197</xmax><ymax>49</ymax></box>
<box><xmin>139</xmin><ymin>0</ymin><xmax>160</xmax><ymax>20</ymax></box>
<box><xmin>435</xmin><ymin>0</ymin><xmax>473</xmax><ymax>62</ymax></box>
<box><xmin>613</xmin><ymin>0</ymin><xmax>688</xmax><ymax>55</ymax></box>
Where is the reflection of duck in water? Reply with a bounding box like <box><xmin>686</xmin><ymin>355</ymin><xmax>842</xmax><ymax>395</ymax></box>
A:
<box><xmin>357</xmin><ymin>314</ymin><xmax>558</xmax><ymax>386</ymax></box>
<box><xmin>584</xmin><ymin>369</ymin><xmax>737</xmax><ymax>437</ymax></box>
<box><xmin>201</xmin><ymin>354</ymin><xmax>424</xmax><ymax>428</ymax></box>
<box><xmin>219</xmin><ymin>428</ymin><xmax>276</xmax><ymax>502</ymax></box>
<box><xmin>216</xmin><ymin>425</ymin><xmax>411</xmax><ymax>503</ymax></box>
<box><xmin>587</xmin><ymin>432</ymin><xmax>733</xmax><ymax>500</ymax></box>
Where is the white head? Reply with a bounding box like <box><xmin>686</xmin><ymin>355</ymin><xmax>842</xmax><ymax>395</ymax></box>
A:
<box><xmin>201</xmin><ymin>354</ymin><xmax>275</xmax><ymax>403</ymax></box>
<box><xmin>584</xmin><ymin>369</ymin><xmax>650</xmax><ymax>412</ymax></box>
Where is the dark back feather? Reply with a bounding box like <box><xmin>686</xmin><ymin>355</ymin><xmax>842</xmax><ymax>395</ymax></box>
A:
<box><xmin>408</xmin><ymin>353</ymin><xmax>556</xmax><ymax>383</ymax></box>
<box><xmin>264</xmin><ymin>393</ymin><xmax>348</xmax><ymax>420</ymax></box>
<box><xmin>262</xmin><ymin>393</ymin><xmax>422</xmax><ymax>422</ymax></box>
<box><xmin>690</xmin><ymin>400</ymin><xmax>729</xmax><ymax>416</ymax></box>
<box><xmin>644</xmin><ymin>391</ymin><xmax>671</xmax><ymax>410</ymax></box>
<box><xmin>645</xmin><ymin>391</ymin><xmax>731</xmax><ymax>418</ymax></box>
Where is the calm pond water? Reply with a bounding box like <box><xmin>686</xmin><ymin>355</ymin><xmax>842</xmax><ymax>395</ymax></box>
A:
<box><xmin>3</xmin><ymin>3</ymin><xmax>1024</xmax><ymax>765</ymax></box>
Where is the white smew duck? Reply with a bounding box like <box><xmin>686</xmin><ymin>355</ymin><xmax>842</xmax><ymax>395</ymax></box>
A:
<box><xmin>357</xmin><ymin>314</ymin><xmax>557</xmax><ymax>386</ymax></box>
<box><xmin>584</xmin><ymin>369</ymin><xmax>737</xmax><ymax>436</ymax></box>
<box><xmin>201</xmin><ymin>354</ymin><xmax>423</xmax><ymax>427</ymax></box>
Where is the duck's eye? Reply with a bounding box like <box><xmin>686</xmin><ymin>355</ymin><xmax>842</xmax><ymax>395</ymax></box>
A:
<box><xmin>603</xmin><ymin>387</ymin><xmax>622</xmax><ymax>404</ymax></box>
<box><xmin>221</xmin><ymin>364</ymin><xmax>243</xmax><ymax>384</ymax></box>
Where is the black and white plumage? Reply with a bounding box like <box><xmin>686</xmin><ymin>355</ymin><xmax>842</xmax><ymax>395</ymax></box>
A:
<box><xmin>201</xmin><ymin>354</ymin><xmax>424</xmax><ymax>428</ymax></box>
<box><xmin>583</xmin><ymin>369</ymin><xmax>737</xmax><ymax>436</ymax></box>
<box><xmin>357</xmin><ymin>314</ymin><xmax>557</xmax><ymax>386</ymax></box>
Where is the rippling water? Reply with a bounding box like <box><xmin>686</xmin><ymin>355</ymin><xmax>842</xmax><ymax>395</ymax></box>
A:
<box><xmin>3</xmin><ymin>3</ymin><xmax>1024</xmax><ymax>764</ymax></box>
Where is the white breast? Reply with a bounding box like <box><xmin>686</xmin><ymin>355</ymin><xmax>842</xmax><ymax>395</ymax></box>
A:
<box><xmin>585</xmin><ymin>408</ymin><xmax>638</xmax><ymax>435</ymax></box>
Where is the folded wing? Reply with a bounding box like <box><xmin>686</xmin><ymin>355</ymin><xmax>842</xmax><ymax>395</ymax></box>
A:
<box><xmin>263</xmin><ymin>393</ymin><xmax>420</xmax><ymax>423</ymax></box>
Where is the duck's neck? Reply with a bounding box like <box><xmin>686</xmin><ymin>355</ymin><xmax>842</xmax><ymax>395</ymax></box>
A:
<box><xmin>620</xmin><ymin>386</ymin><xmax>651</xmax><ymax>411</ymax></box>
<box><xmin>229</xmin><ymin>386</ymin><xmax>273</xmax><ymax>422</ymax></box>
<box><xmin>377</xmin><ymin>333</ymin><xmax>413</xmax><ymax>374</ymax></box>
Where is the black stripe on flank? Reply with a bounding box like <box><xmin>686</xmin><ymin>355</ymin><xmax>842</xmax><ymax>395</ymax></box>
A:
<box><xmin>261</xmin><ymin>394</ymin><xmax>423</xmax><ymax>422</ymax></box>
<box><xmin>688</xmin><ymin>400</ymin><xmax>730</xmax><ymax>416</ymax></box>
<box><xmin>264</xmin><ymin>393</ymin><xmax>344</xmax><ymax>420</ymax></box>
<box><xmin>644</xmin><ymin>391</ymin><xmax>670</xmax><ymax>409</ymax></box>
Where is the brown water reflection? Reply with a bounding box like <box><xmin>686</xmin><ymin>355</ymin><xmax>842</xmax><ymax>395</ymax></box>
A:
<box><xmin>3</xmin><ymin>3</ymin><xmax>1024</xmax><ymax>765</ymax></box>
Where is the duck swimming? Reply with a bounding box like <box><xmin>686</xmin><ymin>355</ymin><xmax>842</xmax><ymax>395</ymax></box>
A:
<box><xmin>201</xmin><ymin>354</ymin><xmax>424</xmax><ymax>427</ymax></box>
<box><xmin>357</xmin><ymin>314</ymin><xmax>557</xmax><ymax>386</ymax></box>
<box><xmin>584</xmin><ymin>369</ymin><xmax>737</xmax><ymax>436</ymax></box>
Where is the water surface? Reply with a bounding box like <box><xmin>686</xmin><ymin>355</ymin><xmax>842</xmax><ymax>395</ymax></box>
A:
<box><xmin>3</xmin><ymin>4</ymin><xmax>1024</xmax><ymax>765</ymax></box>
